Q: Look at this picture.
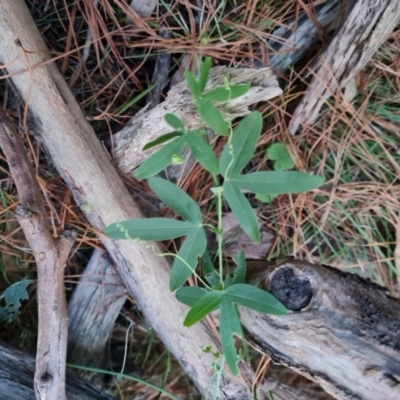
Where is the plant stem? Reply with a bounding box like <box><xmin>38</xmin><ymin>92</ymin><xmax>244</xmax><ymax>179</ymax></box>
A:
<box><xmin>216</xmin><ymin>188</ymin><xmax>224</xmax><ymax>287</ymax></box>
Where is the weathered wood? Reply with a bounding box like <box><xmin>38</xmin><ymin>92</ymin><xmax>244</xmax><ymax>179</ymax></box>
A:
<box><xmin>113</xmin><ymin>67</ymin><xmax>282</xmax><ymax>174</ymax></box>
<box><xmin>0</xmin><ymin>340</ymin><xmax>114</xmax><ymax>400</ymax></box>
<box><xmin>0</xmin><ymin>109</ymin><xmax>76</xmax><ymax>400</ymax></box>
<box><xmin>67</xmin><ymin>249</ymin><xmax>127</xmax><ymax>375</ymax></box>
<box><xmin>263</xmin><ymin>0</ymin><xmax>344</xmax><ymax>71</ymax></box>
<box><xmin>0</xmin><ymin>1</ymin><xmax>253</xmax><ymax>397</ymax></box>
<box><xmin>289</xmin><ymin>0</ymin><xmax>400</xmax><ymax>134</ymax></box>
<box><xmin>243</xmin><ymin>257</ymin><xmax>400</xmax><ymax>400</ymax></box>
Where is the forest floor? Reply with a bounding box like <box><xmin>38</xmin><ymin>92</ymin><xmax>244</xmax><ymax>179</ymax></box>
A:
<box><xmin>0</xmin><ymin>1</ymin><xmax>399</xmax><ymax>399</ymax></box>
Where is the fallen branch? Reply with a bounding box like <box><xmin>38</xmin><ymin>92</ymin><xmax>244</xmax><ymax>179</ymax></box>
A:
<box><xmin>0</xmin><ymin>1</ymin><xmax>253</xmax><ymax>397</ymax></box>
<box><xmin>0</xmin><ymin>109</ymin><xmax>76</xmax><ymax>400</ymax></box>
<box><xmin>289</xmin><ymin>0</ymin><xmax>400</xmax><ymax>134</ymax></box>
<box><xmin>67</xmin><ymin>249</ymin><xmax>127</xmax><ymax>374</ymax></box>
<box><xmin>113</xmin><ymin>67</ymin><xmax>282</xmax><ymax>174</ymax></box>
<box><xmin>243</xmin><ymin>257</ymin><xmax>400</xmax><ymax>400</ymax></box>
<box><xmin>0</xmin><ymin>340</ymin><xmax>114</xmax><ymax>400</ymax></box>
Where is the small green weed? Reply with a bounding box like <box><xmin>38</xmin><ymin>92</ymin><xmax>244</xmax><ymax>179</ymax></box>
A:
<box><xmin>104</xmin><ymin>58</ymin><xmax>324</xmax><ymax>374</ymax></box>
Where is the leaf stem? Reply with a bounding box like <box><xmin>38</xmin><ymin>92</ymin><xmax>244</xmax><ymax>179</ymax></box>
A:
<box><xmin>216</xmin><ymin>188</ymin><xmax>224</xmax><ymax>287</ymax></box>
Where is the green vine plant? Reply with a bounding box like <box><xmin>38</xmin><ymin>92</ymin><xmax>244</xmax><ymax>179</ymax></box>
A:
<box><xmin>104</xmin><ymin>58</ymin><xmax>324</xmax><ymax>375</ymax></box>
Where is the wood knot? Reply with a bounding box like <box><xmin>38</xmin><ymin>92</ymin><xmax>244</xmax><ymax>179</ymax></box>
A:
<box><xmin>270</xmin><ymin>267</ymin><xmax>313</xmax><ymax>311</ymax></box>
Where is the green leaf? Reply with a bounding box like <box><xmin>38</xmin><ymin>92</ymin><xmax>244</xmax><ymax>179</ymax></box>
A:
<box><xmin>267</xmin><ymin>143</ymin><xmax>295</xmax><ymax>170</ymax></box>
<box><xmin>176</xmin><ymin>286</ymin><xmax>208</xmax><ymax>307</ymax></box>
<box><xmin>164</xmin><ymin>113</ymin><xmax>185</xmax><ymax>130</ymax></box>
<box><xmin>198</xmin><ymin>57</ymin><xmax>212</xmax><ymax>93</ymax></box>
<box><xmin>232</xmin><ymin>251</ymin><xmax>246</xmax><ymax>284</ymax></box>
<box><xmin>196</xmin><ymin>99</ymin><xmax>229</xmax><ymax>136</ymax></box>
<box><xmin>220</xmin><ymin>111</ymin><xmax>262</xmax><ymax>177</ymax></box>
<box><xmin>201</xmin><ymin>84</ymin><xmax>250</xmax><ymax>102</ymax></box>
<box><xmin>170</xmin><ymin>227</ymin><xmax>207</xmax><ymax>291</ymax></box>
<box><xmin>200</xmin><ymin>250</ymin><xmax>220</xmax><ymax>288</ymax></box>
<box><xmin>147</xmin><ymin>177</ymin><xmax>203</xmax><ymax>224</ymax></box>
<box><xmin>255</xmin><ymin>193</ymin><xmax>278</xmax><ymax>203</ymax></box>
<box><xmin>225</xmin><ymin>283</ymin><xmax>288</xmax><ymax>315</ymax></box>
<box><xmin>0</xmin><ymin>279</ymin><xmax>32</xmax><ymax>325</ymax></box>
<box><xmin>134</xmin><ymin>137</ymin><xmax>185</xmax><ymax>180</ymax></box>
<box><xmin>183</xmin><ymin>290</ymin><xmax>224</xmax><ymax>327</ymax></box>
<box><xmin>223</xmin><ymin>181</ymin><xmax>260</xmax><ymax>243</ymax></box>
<box><xmin>104</xmin><ymin>218</ymin><xmax>197</xmax><ymax>241</ymax></box>
<box><xmin>234</xmin><ymin>171</ymin><xmax>324</xmax><ymax>194</ymax></box>
<box><xmin>219</xmin><ymin>297</ymin><xmax>242</xmax><ymax>375</ymax></box>
<box><xmin>142</xmin><ymin>131</ymin><xmax>182</xmax><ymax>151</ymax></box>
<box><xmin>184</xmin><ymin>70</ymin><xmax>201</xmax><ymax>97</ymax></box>
<box><xmin>185</xmin><ymin>132</ymin><xmax>220</xmax><ymax>175</ymax></box>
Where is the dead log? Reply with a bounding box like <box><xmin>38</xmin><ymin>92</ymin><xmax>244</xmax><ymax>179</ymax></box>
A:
<box><xmin>0</xmin><ymin>340</ymin><xmax>114</xmax><ymax>400</ymax></box>
<box><xmin>243</xmin><ymin>257</ymin><xmax>400</xmax><ymax>400</ymax></box>
<box><xmin>67</xmin><ymin>249</ymin><xmax>127</xmax><ymax>375</ymax></box>
<box><xmin>0</xmin><ymin>1</ymin><xmax>253</xmax><ymax>397</ymax></box>
<box><xmin>289</xmin><ymin>0</ymin><xmax>400</xmax><ymax>134</ymax></box>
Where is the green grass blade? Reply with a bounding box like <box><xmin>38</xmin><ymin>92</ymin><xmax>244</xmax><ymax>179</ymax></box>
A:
<box><xmin>196</xmin><ymin>99</ymin><xmax>229</xmax><ymax>136</ymax></box>
<box><xmin>185</xmin><ymin>132</ymin><xmax>220</xmax><ymax>175</ymax></box>
<box><xmin>170</xmin><ymin>228</ymin><xmax>207</xmax><ymax>291</ymax></box>
<box><xmin>147</xmin><ymin>177</ymin><xmax>203</xmax><ymax>224</ymax></box>
<box><xmin>104</xmin><ymin>218</ymin><xmax>196</xmax><ymax>241</ymax></box>
<box><xmin>219</xmin><ymin>297</ymin><xmax>242</xmax><ymax>375</ymax></box>
<box><xmin>175</xmin><ymin>286</ymin><xmax>208</xmax><ymax>307</ymax></box>
<box><xmin>134</xmin><ymin>137</ymin><xmax>185</xmax><ymax>180</ymax></box>
<box><xmin>142</xmin><ymin>131</ymin><xmax>182</xmax><ymax>151</ymax></box>
<box><xmin>236</xmin><ymin>171</ymin><xmax>324</xmax><ymax>194</ymax></box>
<box><xmin>223</xmin><ymin>181</ymin><xmax>260</xmax><ymax>243</ymax></box>
<box><xmin>183</xmin><ymin>290</ymin><xmax>223</xmax><ymax>327</ymax></box>
<box><xmin>219</xmin><ymin>111</ymin><xmax>262</xmax><ymax>177</ymax></box>
<box><xmin>226</xmin><ymin>283</ymin><xmax>288</xmax><ymax>315</ymax></box>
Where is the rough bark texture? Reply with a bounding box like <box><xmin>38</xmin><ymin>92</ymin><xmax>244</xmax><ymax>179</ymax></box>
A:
<box><xmin>0</xmin><ymin>109</ymin><xmax>76</xmax><ymax>400</ymax></box>
<box><xmin>0</xmin><ymin>1</ymin><xmax>253</xmax><ymax>397</ymax></box>
<box><xmin>0</xmin><ymin>341</ymin><xmax>114</xmax><ymax>400</ymax></box>
<box><xmin>289</xmin><ymin>0</ymin><xmax>400</xmax><ymax>133</ymax></box>
<box><xmin>67</xmin><ymin>249</ymin><xmax>127</xmax><ymax>374</ymax></box>
<box><xmin>113</xmin><ymin>67</ymin><xmax>282</xmax><ymax>174</ymax></box>
<box><xmin>243</xmin><ymin>257</ymin><xmax>400</xmax><ymax>400</ymax></box>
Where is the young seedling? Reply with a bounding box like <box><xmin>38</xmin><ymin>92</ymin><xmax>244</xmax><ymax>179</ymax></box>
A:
<box><xmin>104</xmin><ymin>57</ymin><xmax>324</xmax><ymax>375</ymax></box>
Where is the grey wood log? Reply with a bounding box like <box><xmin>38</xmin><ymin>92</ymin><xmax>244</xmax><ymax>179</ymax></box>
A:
<box><xmin>243</xmin><ymin>257</ymin><xmax>400</xmax><ymax>400</ymax></box>
<box><xmin>289</xmin><ymin>0</ymin><xmax>400</xmax><ymax>133</ymax></box>
<box><xmin>67</xmin><ymin>249</ymin><xmax>127</xmax><ymax>374</ymax></box>
<box><xmin>0</xmin><ymin>341</ymin><xmax>114</xmax><ymax>400</ymax></box>
<box><xmin>113</xmin><ymin>67</ymin><xmax>282</xmax><ymax>174</ymax></box>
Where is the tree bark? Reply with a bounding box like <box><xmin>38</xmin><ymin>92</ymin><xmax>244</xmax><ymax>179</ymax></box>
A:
<box><xmin>243</xmin><ymin>257</ymin><xmax>400</xmax><ymax>400</ymax></box>
<box><xmin>0</xmin><ymin>1</ymin><xmax>252</xmax><ymax>397</ymax></box>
